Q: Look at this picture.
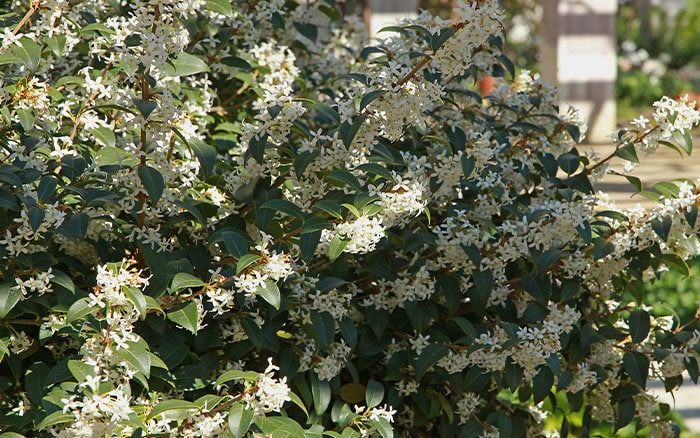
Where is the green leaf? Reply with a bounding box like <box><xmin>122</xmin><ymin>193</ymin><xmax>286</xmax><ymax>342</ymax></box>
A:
<box><xmin>256</xmin><ymin>279</ymin><xmax>281</xmax><ymax>310</ymax></box>
<box><xmin>124</xmin><ymin>287</ymin><xmax>148</xmax><ymax>318</ymax></box>
<box><xmin>593</xmin><ymin>237</ymin><xmax>614</xmax><ymax>261</ymax></box>
<box><xmin>628</xmin><ymin>309</ymin><xmax>650</xmax><ymax>343</ymax></box>
<box><xmin>221</xmin><ymin>231</ymin><xmax>248</xmax><ymax>258</ymax></box>
<box><xmin>116</xmin><ymin>340</ymin><xmax>152</xmax><ymax>377</ymax></box>
<box><xmin>66</xmin><ymin>297</ymin><xmax>95</xmax><ymax>324</ymax></box>
<box><xmin>614</xmin><ymin>142</ymin><xmax>639</xmax><ymax>164</ymax></box>
<box><xmin>660</xmin><ymin>253</ymin><xmax>690</xmax><ymax>276</ymax></box>
<box><xmin>167</xmin><ymin>301</ymin><xmax>199</xmax><ymax>334</ymax></box>
<box><xmin>310</xmin><ymin>310</ymin><xmax>335</xmax><ymax>350</ymax></box>
<box><xmin>25</xmin><ymin>362</ymin><xmax>49</xmax><ymax>405</ymax></box>
<box><xmin>616</xmin><ymin>397</ymin><xmax>636</xmax><ymax>430</ymax></box>
<box><xmin>256</xmin><ymin>417</ymin><xmax>307</xmax><ymax>437</ymax></box>
<box><xmin>533</xmin><ymin>366</ymin><xmax>554</xmax><ymax>404</ymax></box>
<box><xmin>340</xmin><ymin>115</ymin><xmax>368</xmax><ymax>148</ymax></box>
<box><xmin>236</xmin><ymin>254</ymin><xmax>261</xmax><ymax>274</ymax></box>
<box><xmin>623</xmin><ymin>351</ymin><xmax>649</xmax><ymax>388</ymax></box>
<box><xmin>133</xmin><ymin>98</ymin><xmax>158</xmax><ymax>119</ymax></box>
<box><xmin>68</xmin><ymin>359</ymin><xmax>94</xmax><ymax>382</ymax></box>
<box><xmin>16</xmin><ymin>108</ymin><xmax>34</xmax><ymax>131</ymax></box>
<box><xmin>672</xmin><ymin>128</ymin><xmax>693</xmax><ymax>155</ymax></box>
<box><xmin>360</xmin><ymin>90</ymin><xmax>386</xmax><ymax>112</ymax></box>
<box><xmin>166</xmin><ymin>52</ymin><xmax>210</xmax><ymax>76</ymax></box>
<box><xmin>327</xmin><ymin>233</ymin><xmax>349</xmax><ymax>262</ymax></box>
<box><xmin>170</xmin><ymin>272</ymin><xmax>205</xmax><ymax>291</ymax></box>
<box><xmin>314</xmin><ymin>199</ymin><xmax>343</xmax><ymax>219</ymax></box>
<box><xmin>215</xmin><ymin>369</ymin><xmax>259</xmax><ymax>386</ymax></box>
<box><xmin>27</xmin><ymin>206</ymin><xmax>45</xmax><ymax>231</ymax></box>
<box><xmin>148</xmin><ymin>399</ymin><xmax>198</xmax><ymax>420</ymax></box>
<box><xmin>470</xmin><ymin>269</ymin><xmax>493</xmax><ymax>316</ymax></box>
<box><xmin>415</xmin><ymin>343</ymin><xmax>448</xmax><ymax>381</ymax></box>
<box><xmin>205</xmin><ymin>0</ymin><xmax>233</xmax><ymax>17</ymax></box>
<box><xmin>188</xmin><ymin>138</ymin><xmax>217</xmax><ymax>175</ymax></box>
<box><xmin>248</xmin><ymin>133</ymin><xmax>268</xmax><ymax>164</ymax></box>
<box><xmin>370</xmin><ymin>417</ymin><xmax>394</xmax><ymax>438</ymax></box>
<box><xmin>96</xmin><ymin>146</ymin><xmax>140</xmax><ymax>167</ymax></box>
<box><xmin>652</xmin><ymin>181</ymin><xmax>680</xmax><ymax>199</ymax></box>
<box><xmin>301</xmin><ymin>217</ymin><xmax>330</xmax><ymax>234</ymax></box>
<box><xmin>228</xmin><ymin>403</ymin><xmax>254</xmax><ymax>438</ymax></box>
<box><xmin>521</xmin><ymin>274</ymin><xmax>550</xmax><ymax>305</ymax></box>
<box><xmin>260</xmin><ymin>198</ymin><xmax>305</xmax><ymax>219</ymax></box>
<box><xmin>37</xmin><ymin>175</ymin><xmax>58</xmax><ymax>201</ymax></box>
<box><xmin>312</xmin><ymin>103</ymin><xmax>340</xmax><ymax>124</ymax></box>
<box><xmin>311</xmin><ymin>373</ymin><xmax>332</xmax><ymax>414</ymax></box>
<box><xmin>11</xmin><ymin>37</ymin><xmax>40</xmax><ymax>71</ymax></box>
<box><xmin>288</xmin><ymin>392</ymin><xmax>309</xmax><ymax>419</ymax></box>
<box><xmin>294</xmin><ymin>150</ymin><xmax>319</xmax><ymax>176</ymax></box>
<box><xmin>138</xmin><ymin>165</ymin><xmax>165</xmax><ymax>204</ymax></box>
<box><xmin>0</xmin><ymin>281</ymin><xmax>21</xmax><ymax>318</ymax></box>
<box><xmin>537</xmin><ymin>249</ymin><xmax>564</xmax><ymax>271</ymax></box>
<box><xmin>651</xmin><ymin>216</ymin><xmax>672</xmax><ymax>241</ymax></box>
<box><xmin>36</xmin><ymin>411</ymin><xmax>74</xmax><ymax>430</ymax></box>
<box><xmin>365</xmin><ymin>380</ymin><xmax>384</xmax><ymax>408</ymax></box>
<box><xmin>294</xmin><ymin>21</ymin><xmax>318</xmax><ymax>42</ymax></box>
<box><xmin>325</xmin><ymin>170</ymin><xmax>363</xmax><ymax>192</ymax></box>
<box><xmin>89</xmin><ymin>127</ymin><xmax>116</xmax><ymax>147</ymax></box>
<box><xmin>355</xmin><ymin>163</ymin><xmax>394</xmax><ymax>182</ymax></box>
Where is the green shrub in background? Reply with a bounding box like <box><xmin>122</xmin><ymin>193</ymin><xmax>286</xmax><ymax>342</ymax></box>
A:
<box><xmin>2</xmin><ymin>0</ymin><xmax>700</xmax><ymax>437</ymax></box>
<box><xmin>617</xmin><ymin>1</ymin><xmax>700</xmax><ymax>118</ymax></box>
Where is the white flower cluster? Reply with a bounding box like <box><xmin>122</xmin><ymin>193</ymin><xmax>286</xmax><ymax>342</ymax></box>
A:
<box><xmin>242</xmin><ymin>358</ymin><xmax>291</xmax><ymax>416</ymax></box>
<box><xmin>319</xmin><ymin>216</ymin><xmax>386</xmax><ymax>255</ymax></box>
<box><xmin>433</xmin><ymin>0</ymin><xmax>504</xmax><ymax>79</ymax></box>
<box><xmin>233</xmin><ymin>232</ymin><xmax>294</xmax><ymax>300</ymax></box>
<box><xmin>362</xmin><ymin>266</ymin><xmax>435</xmax><ymax>311</ymax></box>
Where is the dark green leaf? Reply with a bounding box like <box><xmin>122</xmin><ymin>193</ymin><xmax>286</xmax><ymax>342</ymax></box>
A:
<box><xmin>415</xmin><ymin>343</ymin><xmax>448</xmax><ymax>381</ymax></box>
<box><xmin>365</xmin><ymin>380</ymin><xmax>384</xmax><ymax>408</ymax></box>
<box><xmin>221</xmin><ymin>231</ymin><xmax>248</xmax><ymax>258</ymax></box>
<box><xmin>311</xmin><ymin>373</ymin><xmax>332</xmax><ymax>415</ymax></box>
<box><xmin>236</xmin><ymin>254</ymin><xmax>261</xmax><ymax>274</ymax></box>
<box><xmin>260</xmin><ymin>198</ymin><xmax>305</xmax><ymax>219</ymax></box>
<box><xmin>325</xmin><ymin>170</ymin><xmax>363</xmax><ymax>192</ymax></box>
<box><xmin>660</xmin><ymin>253</ymin><xmax>689</xmax><ymax>276</ymax></box>
<box><xmin>133</xmin><ymin>98</ymin><xmax>158</xmax><ymax>119</ymax></box>
<box><xmin>37</xmin><ymin>175</ymin><xmax>58</xmax><ymax>201</ymax></box>
<box><xmin>328</xmin><ymin>233</ymin><xmax>349</xmax><ymax>262</ymax></box>
<box><xmin>651</xmin><ymin>215</ymin><xmax>672</xmax><ymax>241</ymax></box>
<box><xmin>614</xmin><ymin>142</ymin><xmax>639</xmax><ymax>164</ymax></box>
<box><xmin>138</xmin><ymin>165</ymin><xmax>165</xmax><ymax>204</ymax></box>
<box><xmin>11</xmin><ymin>37</ymin><xmax>40</xmax><ymax>71</ymax></box>
<box><xmin>341</xmin><ymin>115</ymin><xmax>368</xmax><ymax>147</ymax></box>
<box><xmin>228</xmin><ymin>403</ymin><xmax>254</xmax><ymax>438</ymax></box>
<box><xmin>170</xmin><ymin>272</ymin><xmax>205</xmax><ymax>291</ymax></box>
<box><xmin>167</xmin><ymin>301</ymin><xmax>199</xmax><ymax>334</ymax></box>
<box><xmin>360</xmin><ymin>90</ymin><xmax>386</xmax><ymax>112</ymax></box>
<box><xmin>148</xmin><ymin>399</ymin><xmax>197</xmax><ymax>420</ymax></box>
<box><xmin>310</xmin><ymin>310</ymin><xmax>335</xmax><ymax>350</ymax></box>
<box><xmin>628</xmin><ymin>309</ymin><xmax>650</xmax><ymax>343</ymax></box>
<box><xmin>256</xmin><ymin>279</ymin><xmax>281</xmax><ymax>310</ymax></box>
<box><xmin>0</xmin><ymin>281</ymin><xmax>21</xmax><ymax>318</ymax></box>
<box><xmin>623</xmin><ymin>351</ymin><xmax>649</xmax><ymax>388</ymax></box>
<box><xmin>188</xmin><ymin>138</ymin><xmax>217</xmax><ymax>175</ymax></box>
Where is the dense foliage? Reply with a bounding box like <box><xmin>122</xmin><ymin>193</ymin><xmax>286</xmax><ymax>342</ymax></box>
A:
<box><xmin>1</xmin><ymin>0</ymin><xmax>700</xmax><ymax>436</ymax></box>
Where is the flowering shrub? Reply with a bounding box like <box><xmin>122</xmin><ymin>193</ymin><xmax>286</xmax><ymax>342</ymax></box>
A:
<box><xmin>1</xmin><ymin>0</ymin><xmax>700</xmax><ymax>436</ymax></box>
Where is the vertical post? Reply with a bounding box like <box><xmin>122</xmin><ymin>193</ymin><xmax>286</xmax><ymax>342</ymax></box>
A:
<box><xmin>369</xmin><ymin>0</ymin><xmax>418</xmax><ymax>36</ymax></box>
<box><xmin>540</xmin><ymin>0</ymin><xmax>617</xmax><ymax>144</ymax></box>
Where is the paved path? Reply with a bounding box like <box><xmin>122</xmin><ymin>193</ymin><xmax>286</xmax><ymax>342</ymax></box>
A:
<box><xmin>584</xmin><ymin>142</ymin><xmax>700</xmax><ymax>435</ymax></box>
